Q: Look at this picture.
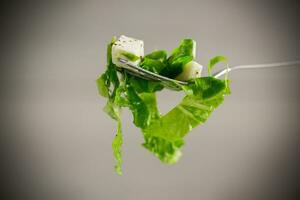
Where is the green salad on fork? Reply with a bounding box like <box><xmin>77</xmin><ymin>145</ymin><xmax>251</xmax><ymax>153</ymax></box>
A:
<box><xmin>97</xmin><ymin>35</ymin><xmax>230</xmax><ymax>175</ymax></box>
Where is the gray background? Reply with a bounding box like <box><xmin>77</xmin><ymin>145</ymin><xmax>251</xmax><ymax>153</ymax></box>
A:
<box><xmin>1</xmin><ymin>0</ymin><xmax>300</xmax><ymax>199</ymax></box>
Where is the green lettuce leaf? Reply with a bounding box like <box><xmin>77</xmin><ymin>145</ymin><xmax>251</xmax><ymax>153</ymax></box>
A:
<box><xmin>142</xmin><ymin>77</ymin><xmax>229</xmax><ymax>163</ymax></box>
<box><xmin>139</xmin><ymin>93</ymin><xmax>160</xmax><ymax>122</ymax></box>
<box><xmin>129</xmin><ymin>76</ymin><xmax>163</xmax><ymax>93</ymax></box>
<box><xmin>208</xmin><ymin>56</ymin><xmax>228</xmax><ymax>76</ymax></box>
<box><xmin>143</xmin><ymin>135</ymin><xmax>183</xmax><ymax>164</ymax></box>
<box><xmin>96</xmin><ymin>37</ymin><xmax>124</xmax><ymax>174</ymax></box>
<box><xmin>140</xmin><ymin>50</ymin><xmax>168</xmax><ymax>74</ymax></box>
<box><xmin>168</xmin><ymin>39</ymin><xmax>196</xmax><ymax>64</ymax></box>
<box><xmin>145</xmin><ymin>50</ymin><xmax>167</xmax><ymax>62</ymax></box>
<box><xmin>120</xmin><ymin>50</ymin><xmax>140</xmax><ymax>61</ymax></box>
<box><xmin>112</xmin><ymin>119</ymin><xmax>123</xmax><ymax>175</ymax></box>
<box><xmin>161</xmin><ymin>39</ymin><xmax>196</xmax><ymax>78</ymax></box>
<box><xmin>126</xmin><ymin>85</ymin><xmax>151</xmax><ymax>128</ymax></box>
<box><xmin>141</xmin><ymin>58</ymin><xmax>167</xmax><ymax>74</ymax></box>
<box><xmin>96</xmin><ymin>73</ymin><xmax>109</xmax><ymax>97</ymax></box>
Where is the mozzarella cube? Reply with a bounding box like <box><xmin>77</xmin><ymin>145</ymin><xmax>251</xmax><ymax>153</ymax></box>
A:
<box><xmin>111</xmin><ymin>35</ymin><xmax>144</xmax><ymax>68</ymax></box>
<box><xmin>175</xmin><ymin>61</ymin><xmax>203</xmax><ymax>81</ymax></box>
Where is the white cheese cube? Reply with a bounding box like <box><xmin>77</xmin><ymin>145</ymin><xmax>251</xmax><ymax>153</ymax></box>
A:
<box><xmin>111</xmin><ymin>35</ymin><xmax>144</xmax><ymax>68</ymax></box>
<box><xmin>175</xmin><ymin>61</ymin><xmax>203</xmax><ymax>81</ymax></box>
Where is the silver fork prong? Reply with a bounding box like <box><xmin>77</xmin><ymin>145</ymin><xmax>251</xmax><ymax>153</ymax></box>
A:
<box><xmin>119</xmin><ymin>58</ymin><xmax>187</xmax><ymax>85</ymax></box>
<box><xmin>117</xmin><ymin>58</ymin><xmax>186</xmax><ymax>90</ymax></box>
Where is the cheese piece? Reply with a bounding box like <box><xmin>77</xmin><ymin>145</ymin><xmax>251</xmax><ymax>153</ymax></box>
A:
<box><xmin>175</xmin><ymin>61</ymin><xmax>203</xmax><ymax>81</ymax></box>
<box><xmin>111</xmin><ymin>35</ymin><xmax>144</xmax><ymax>68</ymax></box>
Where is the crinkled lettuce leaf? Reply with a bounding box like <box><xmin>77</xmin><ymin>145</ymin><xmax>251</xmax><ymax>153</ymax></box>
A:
<box><xmin>112</xmin><ymin>119</ymin><xmax>123</xmax><ymax>175</ymax></box>
<box><xmin>168</xmin><ymin>39</ymin><xmax>196</xmax><ymax>64</ymax></box>
<box><xmin>145</xmin><ymin>50</ymin><xmax>167</xmax><ymax>62</ymax></box>
<box><xmin>141</xmin><ymin>58</ymin><xmax>167</xmax><ymax>74</ymax></box>
<box><xmin>120</xmin><ymin>50</ymin><xmax>140</xmax><ymax>61</ymax></box>
<box><xmin>161</xmin><ymin>39</ymin><xmax>196</xmax><ymax>78</ymax></box>
<box><xmin>126</xmin><ymin>85</ymin><xmax>151</xmax><ymax>128</ymax></box>
<box><xmin>129</xmin><ymin>76</ymin><xmax>163</xmax><ymax>93</ymax></box>
<box><xmin>96</xmin><ymin>37</ymin><xmax>123</xmax><ymax>174</ymax></box>
<box><xmin>208</xmin><ymin>56</ymin><xmax>228</xmax><ymax>76</ymax></box>
<box><xmin>141</xmin><ymin>50</ymin><xmax>168</xmax><ymax>74</ymax></box>
<box><xmin>142</xmin><ymin>77</ymin><xmax>230</xmax><ymax>163</ymax></box>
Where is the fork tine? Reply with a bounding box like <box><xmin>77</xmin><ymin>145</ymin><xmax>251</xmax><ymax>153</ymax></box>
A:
<box><xmin>118</xmin><ymin>58</ymin><xmax>188</xmax><ymax>88</ymax></box>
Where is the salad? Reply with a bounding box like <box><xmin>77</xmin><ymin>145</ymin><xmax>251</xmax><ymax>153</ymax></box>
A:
<box><xmin>97</xmin><ymin>35</ymin><xmax>230</xmax><ymax>175</ymax></box>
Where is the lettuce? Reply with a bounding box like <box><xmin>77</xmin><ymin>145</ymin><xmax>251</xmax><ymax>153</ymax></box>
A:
<box><xmin>97</xmin><ymin>37</ymin><xmax>230</xmax><ymax>174</ymax></box>
<box><xmin>161</xmin><ymin>39</ymin><xmax>196</xmax><ymax>78</ymax></box>
<box><xmin>208</xmin><ymin>56</ymin><xmax>228</xmax><ymax>76</ymax></box>
<box><xmin>142</xmin><ymin>77</ymin><xmax>229</xmax><ymax>163</ymax></box>
<box><xmin>112</xmin><ymin>119</ymin><xmax>123</xmax><ymax>175</ymax></box>
<box><xmin>96</xmin><ymin>38</ymin><xmax>123</xmax><ymax>174</ymax></box>
<box><xmin>141</xmin><ymin>50</ymin><xmax>168</xmax><ymax>74</ymax></box>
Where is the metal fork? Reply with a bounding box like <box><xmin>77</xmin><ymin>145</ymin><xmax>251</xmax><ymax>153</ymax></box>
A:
<box><xmin>118</xmin><ymin>58</ymin><xmax>300</xmax><ymax>91</ymax></box>
<box><xmin>213</xmin><ymin>60</ymin><xmax>300</xmax><ymax>78</ymax></box>
<box><xmin>118</xmin><ymin>58</ymin><xmax>187</xmax><ymax>90</ymax></box>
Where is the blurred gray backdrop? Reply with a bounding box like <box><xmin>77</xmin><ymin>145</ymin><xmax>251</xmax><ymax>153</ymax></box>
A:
<box><xmin>1</xmin><ymin>0</ymin><xmax>300</xmax><ymax>200</ymax></box>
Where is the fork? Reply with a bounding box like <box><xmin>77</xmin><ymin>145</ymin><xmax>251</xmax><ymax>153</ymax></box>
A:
<box><xmin>118</xmin><ymin>58</ymin><xmax>300</xmax><ymax>91</ymax></box>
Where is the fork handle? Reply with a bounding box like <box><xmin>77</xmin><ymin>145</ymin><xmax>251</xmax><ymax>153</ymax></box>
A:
<box><xmin>213</xmin><ymin>60</ymin><xmax>300</xmax><ymax>78</ymax></box>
